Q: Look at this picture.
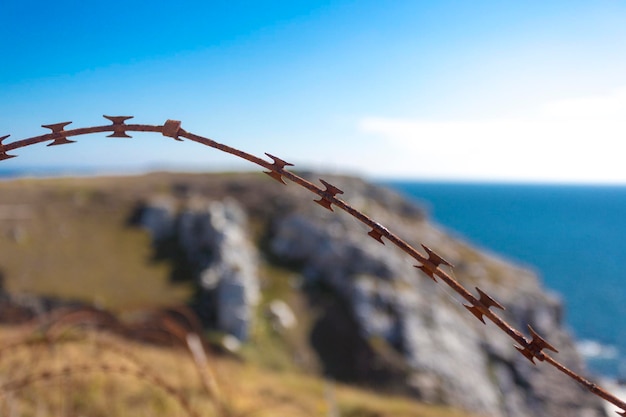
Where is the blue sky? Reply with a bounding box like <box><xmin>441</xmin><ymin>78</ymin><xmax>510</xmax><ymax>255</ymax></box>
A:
<box><xmin>2</xmin><ymin>0</ymin><xmax>626</xmax><ymax>182</ymax></box>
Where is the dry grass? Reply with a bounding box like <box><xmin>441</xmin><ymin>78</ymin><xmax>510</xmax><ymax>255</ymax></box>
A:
<box><xmin>0</xmin><ymin>325</ymin><xmax>478</xmax><ymax>417</ymax></box>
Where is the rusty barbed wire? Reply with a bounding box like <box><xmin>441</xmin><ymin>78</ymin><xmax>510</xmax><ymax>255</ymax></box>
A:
<box><xmin>2</xmin><ymin>115</ymin><xmax>625</xmax><ymax>415</ymax></box>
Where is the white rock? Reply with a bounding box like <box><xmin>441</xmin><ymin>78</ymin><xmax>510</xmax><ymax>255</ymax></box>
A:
<box><xmin>268</xmin><ymin>299</ymin><xmax>297</xmax><ymax>330</ymax></box>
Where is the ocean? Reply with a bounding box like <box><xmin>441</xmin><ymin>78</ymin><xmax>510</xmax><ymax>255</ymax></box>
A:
<box><xmin>385</xmin><ymin>181</ymin><xmax>626</xmax><ymax>379</ymax></box>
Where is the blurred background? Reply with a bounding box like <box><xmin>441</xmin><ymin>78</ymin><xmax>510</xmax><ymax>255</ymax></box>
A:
<box><xmin>2</xmin><ymin>0</ymin><xmax>626</xmax><ymax>182</ymax></box>
<box><xmin>2</xmin><ymin>1</ymin><xmax>626</xmax><ymax>416</ymax></box>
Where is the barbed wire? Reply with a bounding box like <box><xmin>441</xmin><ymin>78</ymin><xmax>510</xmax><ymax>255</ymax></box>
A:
<box><xmin>2</xmin><ymin>115</ymin><xmax>624</xmax><ymax>415</ymax></box>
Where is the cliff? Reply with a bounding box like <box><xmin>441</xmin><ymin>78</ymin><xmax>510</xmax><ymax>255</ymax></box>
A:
<box><xmin>132</xmin><ymin>172</ymin><xmax>606</xmax><ymax>417</ymax></box>
<box><xmin>0</xmin><ymin>172</ymin><xmax>608</xmax><ymax>417</ymax></box>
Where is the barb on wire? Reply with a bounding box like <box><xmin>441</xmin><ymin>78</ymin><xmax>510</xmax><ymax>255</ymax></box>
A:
<box><xmin>263</xmin><ymin>153</ymin><xmax>293</xmax><ymax>184</ymax></box>
<box><xmin>414</xmin><ymin>244</ymin><xmax>453</xmax><ymax>282</ymax></box>
<box><xmin>515</xmin><ymin>325</ymin><xmax>559</xmax><ymax>364</ymax></box>
<box><xmin>2</xmin><ymin>115</ymin><xmax>625</xmax><ymax>415</ymax></box>
<box><xmin>0</xmin><ymin>135</ymin><xmax>15</xmax><ymax>160</ymax></box>
<box><xmin>103</xmin><ymin>115</ymin><xmax>133</xmax><ymax>138</ymax></box>
<box><xmin>314</xmin><ymin>179</ymin><xmax>344</xmax><ymax>211</ymax></box>
<box><xmin>464</xmin><ymin>287</ymin><xmax>506</xmax><ymax>324</ymax></box>
<box><xmin>367</xmin><ymin>228</ymin><xmax>385</xmax><ymax>244</ymax></box>
<box><xmin>42</xmin><ymin>122</ymin><xmax>75</xmax><ymax>146</ymax></box>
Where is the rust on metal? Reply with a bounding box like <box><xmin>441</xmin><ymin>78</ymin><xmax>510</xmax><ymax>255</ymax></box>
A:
<box><xmin>414</xmin><ymin>244</ymin><xmax>453</xmax><ymax>281</ymax></box>
<box><xmin>162</xmin><ymin>119</ymin><xmax>183</xmax><ymax>140</ymax></box>
<box><xmin>366</xmin><ymin>221</ymin><xmax>389</xmax><ymax>244</ymax></box>
<box><xmin>42</xmin><ymin>122</ymin><xmax>76</xmax><ymax>146</ymax></box>
<box><xmin>314</xmin><ymin>179</ymin><xmax>344</xmax><ymax>211</ymax></box>
<box><xmin>368</xmin><ymin>228</ymin><xmax>385</xmax><ymax>244</ymax></box>
<box><xmin>0</xmin><ymin>135</ymin><xmax>16</xmax><ymax>160</ymax></box>
<box><xmin>464</xmin><ymin>287</ymin><xmax>505</xmax><ymax>324</ymax></box>
<box><xmin>515</xmin><ymin>325</ymin><xmax>558</xmax><ymax>364</ymax></box>
<box><xmin>103</xmin><ymin>115</ymin><xmax>134</xmax><ymax>138</ymax></box>
<box><xmin>263</xmin><ymin>152</ymin><xmax>294</xmax><ymax>184</ymax></box>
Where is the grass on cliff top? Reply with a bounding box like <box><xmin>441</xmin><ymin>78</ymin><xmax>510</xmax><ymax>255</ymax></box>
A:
<box><xmin>0</xmin><ymin>175</ymin><xmax>195</xmax><ymax>310</ymax></box>
<box><xmin>0</xmin><ymin>173</ymin><xmax>485</xmax><ymax>417</ymax></box>
<box><xmin>0</xmin><ymin>325</ymin><xmax>477</xmax><ymax>417</ymax></box>
<box><xmin>0</xmin><ymin>171</ymin><xmax>302</xmax><ymax>310</ymax></box>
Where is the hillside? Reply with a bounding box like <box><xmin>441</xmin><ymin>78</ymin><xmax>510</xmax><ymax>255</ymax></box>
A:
<box><xmin>0</xmin><ymin>324</ymin><xmax>476</xmax><ymax>417</ymax></box>
<box><xmin>0</xmin><ymin>172</ymin><xmax>609</xmax><ymax>417</ymax></box>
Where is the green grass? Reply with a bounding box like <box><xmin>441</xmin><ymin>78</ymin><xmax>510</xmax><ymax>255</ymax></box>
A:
<box><xmin>241</xmin><ymin>262</ymin><xmax>321</xmax><ymax>373</ymax></box>
<box><xmin>0</xmin><ymin>176</ymin><xmax>192</xmax><ymax>310</ymax></box>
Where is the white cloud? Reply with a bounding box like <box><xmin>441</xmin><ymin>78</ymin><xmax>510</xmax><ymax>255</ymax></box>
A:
<box><xmin>359</xmin><ymin>88</ymin><xmax>626</xmax><ymax>183</ymax></box>
<box><xmin>541</xmin><ymin>87</ymin><xmax>626</xmax><ymax>120</ymax></box>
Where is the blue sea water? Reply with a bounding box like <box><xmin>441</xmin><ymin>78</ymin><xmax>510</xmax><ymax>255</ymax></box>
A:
<box><xmin>385</xmin><ymin>181</ymin><xmax>626</xmax><ymax>379</ymax></box>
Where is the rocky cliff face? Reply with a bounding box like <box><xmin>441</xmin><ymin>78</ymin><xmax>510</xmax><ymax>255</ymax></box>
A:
<box><xmin>137</xmin><ymin>195</ymin><xmax>260</xmax><ymax>341</ymax></box>
<box><xmin>136</xmin><ymin>173</ymin><xmax>607</xmax><ymax>417</ymax></box>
